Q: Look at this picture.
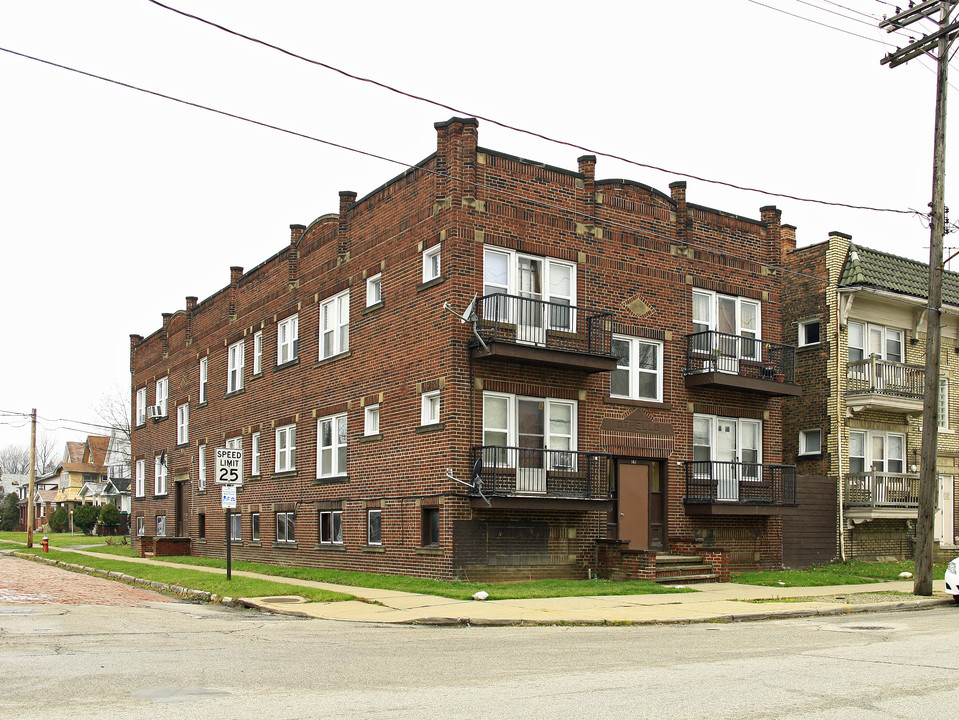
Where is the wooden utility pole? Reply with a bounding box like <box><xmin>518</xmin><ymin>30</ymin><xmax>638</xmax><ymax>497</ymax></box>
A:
<box><xmin>881</xmin><ymin>0</ymin><xmax>958</xmax><ymax>595</ymax></box>
<box><xmin>26</xmin><ymin>408</ymin><xmax>36</xmax><ymax>549</ymax></box>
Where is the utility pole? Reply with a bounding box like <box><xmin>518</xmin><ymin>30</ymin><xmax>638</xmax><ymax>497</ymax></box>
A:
<box><xmin>881</xmin><ymin>0</ymin><xmax>959</xmax><ymax>595</ymax></box>
<box><xmin>26</xmin><ymin>408</ymin><xmax>36</xmax><ymax>549</ymax></box>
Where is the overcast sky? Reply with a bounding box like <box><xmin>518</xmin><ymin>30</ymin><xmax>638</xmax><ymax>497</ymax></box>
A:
<box><xmin>0</xmin><ymin>0</ymin><xmax>952</xmax><ymax>454</ymax></box>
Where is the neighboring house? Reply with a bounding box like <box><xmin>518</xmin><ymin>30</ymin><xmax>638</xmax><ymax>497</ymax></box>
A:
<box><xmin>783</xmin><ymin>233</ymin><xmax>959</xmax><ymax>564</ymax></box>
<box><xmin>52</xmin><ymin>435</ymin><xmax>111</xmax><ymax>512</ymax></box>
<box><xmin>130</xmin><ymin>117</ymin><xmax>800</xmax><ymax>581</ymax></box>
<box><xmin>11</xmin><ymin>474</ymin><xmax>58</xmax><ymax>531</ymax></box>
<box><xmin>77</xmin><ymin>477</ymin><xmax>131</xmax><ymax>513</ymax></box>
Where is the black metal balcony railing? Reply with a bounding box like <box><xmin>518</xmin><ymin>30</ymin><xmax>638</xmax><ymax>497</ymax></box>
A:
<box><xmin>471</xmin><ymin>446</ymin><xmax>613</xmax><ymax>500</ymax></box>
<box><xmin>846</xmin><ymin>358</ymin><xmax>924</xmax><ymax>399</ymax></box>
<box><xmin>844</xmin><ymin>472</ymin><xmax>920</xmax><ymax>508</ymax></box>
<box><xmin>684</xmin><ymin>331</ymin><xmax>796</xmax><ymax>383</ymax></box>
<box><xmin>684</xmin><ymin>461</ymin><xmax>797</xmax><ymax>505</ymax></box>
<box><xmin>476</xmin><ymin>293</ymin><xmax>613</xmax><ymax>357</ymax></box>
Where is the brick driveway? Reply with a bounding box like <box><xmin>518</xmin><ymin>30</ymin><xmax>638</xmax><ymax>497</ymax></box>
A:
<box><xmin>0</xmin><ymin>553</ymin><xmax>176</xmax><ymax>606</ymax></box>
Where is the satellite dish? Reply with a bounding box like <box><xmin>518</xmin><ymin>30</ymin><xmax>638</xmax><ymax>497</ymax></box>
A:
<box><xmin>461</xmin><ymin>295</ymin><xmax>477</xmax><ymax>324</ymax></box>
<box><xmin>472</xmin><ymin>455</ymin><xmax>483</xmax><ymax>483</ymax></box>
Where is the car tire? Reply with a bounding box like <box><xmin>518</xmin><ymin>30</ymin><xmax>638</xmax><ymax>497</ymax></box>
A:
<box><xmin>953</xmin><ymin>595</ymin><xmax>959</xmax><ymax>605</ymax></box>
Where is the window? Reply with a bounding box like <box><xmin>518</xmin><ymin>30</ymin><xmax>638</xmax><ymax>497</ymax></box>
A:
<box><xmin>276</xmin><ymin>511</ymin><xmax>295</xmax><ymax>544</ymax></box>
<box><xmin>226</xmin><ymin>436</ymin><xmax>242</xmax><ymax>451</ymax></box>
<box><xmin>482</xmin><ymin>392</ymin><xmax>577</xmax><ymax>479</ymax></box>
<box><xmin>198</xmin><ymin>513</ymin><xmax>205</xmax><ymax>539</ymax></box>
<box><xmin>198</xmin><ymin>444</ymin><xmax>207</xmax><ymax>490</ymax></box>
<box><xmin>136</xmin><ymin>516</ymin><xmax>144</xmax><ymax>537</ymax></box>
<box><xmin>135</xmin><ymin>459</ymin><xmax>145</xmax><ymax>498</ymax></box>
<box><xmin>319</xmin><ymin>290</ymin><xmax>350</xmax><ymax>359</ymax></box>
<box><xmin>610</xmin><ymin>336</ymin><xmax>663</xmax><ymax>402</ymax></box>
<box><xmin>154</xmin><ymin>455</ymin><xmax>167</xmax><ymax>496</ymax></box>
<box><xmin>320</xmin><ymin>510</ymin><xmax>343</xmax><ymax>544</ymax></box>
<box><xmin>483</xmin><ymin>246</ymin><xmax>576</xmax><ymax>332</ymax></box>
<box><xmin>251</xmin><ymin>432</ymin><xmax>261</xmax><ymax>475</ymax></box>
<box><xmin>799</xmin><ymin>319</ymin><xmax>821</xmax><ymax>346</ymax></box>
<box><xmin>136</xmin><ymin>387</ymin><xmax>147</xmax><ymax>426</ymax></box>
<box><xmin>176</xmin><ymin>403</ymin><xmax>189</xmax><ymax>445</ymax></box>
<box><xmin>368</xmin><ymin>509</ymin><xmax>382</xmax><ymax>545</ymax></box>
<box><xmin>367</xmin><ymin>274</ymin><xmax>382</xmax><ymax>306</ymax></box>
<box><xmin>229</xmin><ymin>514</ymin><xmax>241</xmax><ymax>542</ymax></box>
<box><xmin>422</xmin><ymin>507</ymin><xmax>439</xmax><ymax>546</ymax></box>
<box><xmin>275</xmin><ymin>425</ymin><xmax>296</xmax><ymax>473</ymax></box>
<box><xmin>423</xmin><ymin>244</ymin><xmax>441</xmax><ymax>282</ymax></box>
<box><xmin>228</xmin><ymin>340</ymin><xmax>245</xmax><ymax>393</ymax></box>
<box><xmin>277</xmin><ymin>314</ymin><xmax>299</xmax><ymax>365</ymax></box>
<box><xmin>253</xmin><ymin>331</ymin><xmax>263</xmax><ymax>375</ymax></box>
<box><xmin>317</xmin><ymin>414</ymin><xmax>347</xmax><ymax>478</ymax></box>
<box><xmin>421</xmin><ymin>391</ymin><xmax>440</xmax><ymax>426</ymax></box>
<box><xmin>692</xmin><ymin>290</ymin><xmax>761</xmax><ymax>360</ymax></box>
<box><xmin>692</xmin><ymin>414</ymin><xmax>763</xmax><ymax>484</ymax></box>
<box><xmin>199</xmin><ymin>356</ymin><xmax>208</xmax><ymax>403</ymax></box>
<box><xmin>848</xmin><ymin>430</ymin><xmax>905</xmax><ymax>474</ymax></box>
<box><xmin>847</xmin><ymin>321</ymin><xmax>903</xmax><ymax>364</ymax></box>
<box><xmin>364</xmin><ymin>404</ymin><xmax>380</xmax><ymax>436</ymax></box>
<box><xmin>155</xmin><ymin>377</ymin><xmax>169</xmax><ymax>416</ymax></box>
<box><xmin>155</xmin><ymin>515</ymin><xmax>166</xmax><ymax>537</ymax></box>
<box><xmin>251</xmin><ymin>512</ymin><xmax>260</xmax><ymax>542</ymax></box>
<box><xmin>940</xmin><ymin>377</ymin><xmax>950</xmax><ymax>430</ymax></box>
<box><xmin>799</xmin><ymin>429</ymin><xmax>822</xmax><ymax>455</ymax></box>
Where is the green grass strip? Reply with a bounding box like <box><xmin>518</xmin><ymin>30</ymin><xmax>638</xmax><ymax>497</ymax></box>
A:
<box><xmin>732</xmin><ymin>560</ymin><xmax>947</xmax><ymax>587</ymax></box>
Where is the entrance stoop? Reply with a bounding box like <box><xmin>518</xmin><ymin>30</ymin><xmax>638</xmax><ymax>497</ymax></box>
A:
<box><xmin>654</xmin><ymin>554</ymin><xmax>718</xmax><ymax>584</ymax></box>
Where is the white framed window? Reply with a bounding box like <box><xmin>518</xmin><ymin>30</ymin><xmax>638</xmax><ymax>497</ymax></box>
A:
<box><xmin>177</xmin><ymin>403</ymin><xmax>189</xmax><ymax>445</ymax></box>
<box><xmin>847</xmin><ymin>321</ymin><xmax>904</xmax><ymax>363</ymax></box>
<box><xmin>198</xmin><ymin>444</ymin><xmax>207</xmax><ymax>490</ymax></box>
<box><xmin>940</xmin><ymin>377</ymin><xmax>950</xmax><ymax>430</ymax></box>
<box><xmin>799</xmin><ymin>429</ymin><xmax>822</xmax><ymax>455</ymax></box>
<box><xmin>367</xmin><ymin>509</ymin><xmax>382</xmax><ymax>545</ymax></box>
<box><xmin>423</xmin><ymin>244</ymin><xmax>441</xmax><ymax>282</ymax></box>
<box><xmin>276</xmin><ymin>511</ymin><xmax>295</xmax><ymax>543</ymax></box>
<box><xmin>366</xmin><ymin>274</ymin><xmax>382</xmax><ymax>307</ymax></box>
<box><xmin>156</xmin><ymin>515</ymin><xmax>166</xmax><ymax>537</ymax></box>
<box><xmin>364</xmin><ymin>404</ymin><xmax>380</xmax><ymax>436</ymax></box>
<box><xmin>482</xmin><ymin>392</ymin><xmax>577</xmax><ymax>474</ymax></box>
<box><xmin>692</xmin><ymin>414</ymin><xmax>763</xmax><ymax>484</ymax></box>
<box><xmin>154</xmin><ymin>454</ymin><xmax>167</xmax><ymax>496</ymax></box>
<box><xmin>135</xmin><ymin>459</ymin><xmax>145</xmax><ymax>497</ymax></box>
<box><xmin>229</xmin><ymin>514</ymin><xmax>241</xmax><ymax>542</ymax></box>
<box><xmin>421</xmin><ymin>391</ymin><xmax>441</xmax><ymax>426</ymax></box>
<box><xmin>199</xmin><ymin>356</ymin><xmax>208</xmax><ymax>404</ymax></box>
<box><xmin>610</xmin><ymin>336</ymin><xmax>663</xmax><ymax>402</ymax></box>
<box><xmin>251</xmin><ymin>512</ymin><xmax>260</xmax><ymax>541</ymax></box>
<box><xmin>136</xmin><ymin>387</ymin><xmax>147</xmax><ymax>426</ymax></box>
<box><xmin>320</xmin><ymin>510</ymin><xmax>343</xmax><ymax>545</ymax></box>
<box><xmin>483</xmin><ymin>246</ymin><xmax>576</xmax><ymax>331</ymax></box>
<box><xmin>253</xmin><ymin>331</ymin><xmax>263</xmax><ymax>375</ymax></box>
<box><xmin>691</xmin><ymin>290</ymin><xmax>761</xmax><ymax>359</ymax></box>
<box><xmin>848</xmin><ymin>430</ymin><xmax>905</xmax><ymax>474</ymax></box>
<box><xmin>251</xmin><ymin>432</ymin><xmax>261</xmax><ymax>475</ymax></box>
<box><xmin>319</xmin><ymin>290</ymin><xmax>350</xmax><ymax>360</ymax></box>
<box><xmin>277</xmin><ymin>314</ymin><xmax>299</xmax><ymax>365</ymax></box>
<box><xmin>226</xmin><ymin>435</ymin><xmax>242</xmax><ymax>454</ymax></box>
<box><xmin>798</xmin><ymin>319</ymin><xmax>821</xmax><ymax>346</ymax></box>
<box><xmin>317</xmin><ymin>413</ymin><xmax>347</xmax><ymax>478</ymax></box>
<box><xmin>228</xmin><ymin>340</ymin><xmax>245</xmax><ymax>393</ymax></box>
<box><xmin>155</xmin><ymin>377</ymin><xmax>169</xmax><ymax>416</ymax></box>
<box><xmin>135</xmin><ymin>516</ymin><xmax>144</xmax><ymax>537</ymax></box>
<box><xmin>275</xmin><ymin>425</ymin><xmax>296</xmax><ymax>473</ymax></box>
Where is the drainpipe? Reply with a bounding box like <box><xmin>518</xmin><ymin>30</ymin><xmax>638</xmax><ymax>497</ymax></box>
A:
<box><xmin>836</xmin><ymin>307</ymin><xmax>847</xmax><ymax>561</ymax></box>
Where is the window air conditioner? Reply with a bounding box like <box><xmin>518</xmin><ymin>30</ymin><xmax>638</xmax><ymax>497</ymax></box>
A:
<box><xmin>146</xmin><ymin>405</ymin><xmax>164</xmax><ymax>419</ymax></box>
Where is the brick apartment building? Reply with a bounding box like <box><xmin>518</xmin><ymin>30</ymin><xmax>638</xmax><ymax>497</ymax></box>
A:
<box><xmin>130</xmin><ymin>117</ymin><xmax>801</xmax><ymax>581</ymax></box>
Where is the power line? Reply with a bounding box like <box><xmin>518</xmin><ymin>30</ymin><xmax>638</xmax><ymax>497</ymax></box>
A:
<box><xmin>820</xmin><ymin>0</ymin><xmax>881</xmax><ymax>20</ymax></box>
<box><xmin>788</xmin><ymin>0</ymin><xmax>890</xmax><ymax>28</ymax></box>
<box><xmin>144</xmin><ymin>0</ymin><xmax>917</xmax><ymax>217</ymax></box>
<box><xmin>746</xmin><ymin>0</ymin><xmax>898</xmax><ymax>43</ymax></box>
<box><xmin>0</xmin><ymin>45</ymin><xmax>863</xmax><ymax>284</ymax></box>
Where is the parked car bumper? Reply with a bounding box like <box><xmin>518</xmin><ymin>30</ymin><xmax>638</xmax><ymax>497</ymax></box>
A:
<box><xmin>945</xmin><ymin>559</ymin><xmax>959</xmax><ymax>603</ymax></box>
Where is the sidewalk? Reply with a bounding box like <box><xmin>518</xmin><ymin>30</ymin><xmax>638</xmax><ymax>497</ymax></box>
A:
<box><xmin>22</xmin><ymin>547</ymin><xmax>949</xmax><ymax>625</ymax></box>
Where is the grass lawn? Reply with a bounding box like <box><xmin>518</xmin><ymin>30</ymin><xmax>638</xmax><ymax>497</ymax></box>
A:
<box><xmin>0</xmin><ymin>531</ymin><xmax>116</xmax><ymax>548</ymax></box>
<box><xmin>13</xmin><ymin>547</ymin><xmax>354</xmax><ymax>603</ymax></box>
<box><xmin>732</xmin><ymin>560</ymin><xmax>948</xmax><ymax>587</ymax></box>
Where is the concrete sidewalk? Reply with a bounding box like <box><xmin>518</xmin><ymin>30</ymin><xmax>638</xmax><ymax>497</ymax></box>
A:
<box><xmin>33</xmin><ymin>547</ymin><xmax>952</xmax><ymax>626</ymax></box>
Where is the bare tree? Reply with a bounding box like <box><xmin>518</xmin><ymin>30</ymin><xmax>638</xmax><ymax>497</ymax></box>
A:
<box><xmin>0</xmin><ymin>445</ymin><xmax>30</xmax><ymax>475</ymax></box>
<box><xmin>35</xmin><ymin>432</ymin><xmax>59</xmax><ymax>475</ymax></box>
<box><xmin>0</xmin><ymin>433</ymin><xmax>57</xmax><ymax>476</ymax></box>
<box><xmin>93</xmin><ymin>384</ymin><xmax>132</xmax><ymax>465</ymax></box>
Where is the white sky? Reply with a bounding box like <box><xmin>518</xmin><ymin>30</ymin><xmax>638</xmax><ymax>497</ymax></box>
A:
<box><xmin>0</xmin><ymin>0</ymin><xmax>952</xmax><ymax>452</ymax></box>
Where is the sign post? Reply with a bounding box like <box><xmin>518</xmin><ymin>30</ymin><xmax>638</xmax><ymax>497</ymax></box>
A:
<box><xmin>215</xmin><ymin>448</ymin><xmax>243</xmax><ymax>581</ymax></box>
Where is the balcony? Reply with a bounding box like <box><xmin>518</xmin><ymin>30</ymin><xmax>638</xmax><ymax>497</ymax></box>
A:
<box><xmin>470</xmin><ymin>446</ymin><xmax>613</xmax><ymax>510</ymax></box>
<box><xmin>473</xmin><ymin>294</ymin><xmax>617</xmax><ymax>373</ymax></box>
<box><xmin>845</xmin><ymin>357</ymin><xmax>924</xmax><ymax>413</ymax></box>
<box><xmin>844</xmin><ymin>471</ymin><xmax>919</xmax><ymax>522</ymax></box>
<box><xmin>684</xmin><ymin>461</ymin><xmax>798</xmax><ymax>515</ymax></box>
<box><xmin>683</xmin><ymin>331</ymin><xmax>801</xmax><ymax>397</ymax></box>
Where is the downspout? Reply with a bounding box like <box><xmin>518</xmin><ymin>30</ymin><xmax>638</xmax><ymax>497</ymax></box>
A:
<box><xmin>836</xmin><ymin>301</ymin><xmax>846</xmax><ymax>561</ymax></box>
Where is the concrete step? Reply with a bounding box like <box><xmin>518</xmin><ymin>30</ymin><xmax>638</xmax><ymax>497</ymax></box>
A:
<box><xmin>655</xmin><ymin>573</ymin><xmax>719</xmax><ymax>584</ymax></box>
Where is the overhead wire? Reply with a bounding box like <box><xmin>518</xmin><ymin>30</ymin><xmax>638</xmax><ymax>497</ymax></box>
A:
<box><xmin>144</xmin><ymin>0</ymin><xmax>918</xmax><ymax>217</ymax></box>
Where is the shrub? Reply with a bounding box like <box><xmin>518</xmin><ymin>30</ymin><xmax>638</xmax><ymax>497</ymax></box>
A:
<box><xmin>50</xmin><ymin>507</ymin><xmax>68</xmax><ymax>533</ymax></box>
<box><xmin>99</xmin><ymin>503</ymin><xmax>121</xmax><ymax>526</ymax></box>
<box><xmin>72</xmin><ymin>505</ymin><xmax>98</xmax><ymax>535</ymax></box>
<box><xmin>0</xmin><ymin>493</ymin><xmax>18</xmax><ymax>531</ymax></box>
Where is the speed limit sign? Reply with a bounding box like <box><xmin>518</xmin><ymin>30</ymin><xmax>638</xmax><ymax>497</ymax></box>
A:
<box><xmin>215</xmin><ymin>447</ymin><xmax>243</xmax><ymax>486</ymax></box>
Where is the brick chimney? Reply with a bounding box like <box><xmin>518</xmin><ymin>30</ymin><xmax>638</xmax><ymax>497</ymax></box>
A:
<box><xmin>434</xmin><ymin>117</ymin><xmax>479</xmax><ymax>205</ymax></box>
<box><xmin>670</xmin><ymin>181</ymin><xmax>688</xmax><ymax>244</ymax></box>
<box><xmin>289</xmin><ymin>224</ymin><xmax>305</xmax><ymax>286</ymax></box>
<box><xmin>338</xmin><ymin>192</ymin><xmax>356</xmax><ymax>262</ymax></box>
<box><xmin>129</xmin><ymin>334</ymin><xmax>142</xmax><ymax>373</ymax></box>
<box><xmin>229</xmin><ymin>266</ymin><xmax>243</xmax><ymax>318</ymax></box>
<box><xmin>760</xmin><ymin>205</ymin><xmax>782</xmax><ymax>266</ymax></box>
<box><xmin>781</xmin><ymin>224</ymin><xmax>797</xmax><ymax>260</ymax></box>
<box><xmin>161</xmin><ymin>313</ymin><xmax>172</xmax><ymax>357</ymax></box>
<box><xmin>578</xmin><ymin>155</ymin><xmax>596</xmax><ymax>216</ymax></box>
<box><xmin>185</xmin><ymin>297</ymin><xmax>197</xmax><ymax>344</ymax></box>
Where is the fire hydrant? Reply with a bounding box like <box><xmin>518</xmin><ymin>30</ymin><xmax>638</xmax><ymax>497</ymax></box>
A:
<box><xmin>42</xmin><ymin>536</ymin><xmax>49</xmax><ymax>553</ymax></box>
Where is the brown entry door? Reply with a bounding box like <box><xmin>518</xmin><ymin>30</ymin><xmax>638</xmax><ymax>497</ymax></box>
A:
<box><xmin>174</xmin><ymin>481</ymin><xmax>186</xmax><ymax>537</ymax></box>
<box><xmin>617</xmin><ymin>460</ymin><xmax>665</xmax><ymax>551</ymax></box>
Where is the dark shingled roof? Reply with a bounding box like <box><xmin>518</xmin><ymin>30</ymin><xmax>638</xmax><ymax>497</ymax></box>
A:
<box><xmin>839</xmin><ymin>243</ymin><xmax>959</xmax><ymax>306</ymax></box>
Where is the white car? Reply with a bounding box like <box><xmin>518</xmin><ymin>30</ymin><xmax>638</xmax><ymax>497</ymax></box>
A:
<box><xmin>946</xmin><ymin>558</ymin><xmax>959</xmax><ymax>604</ymax></box>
